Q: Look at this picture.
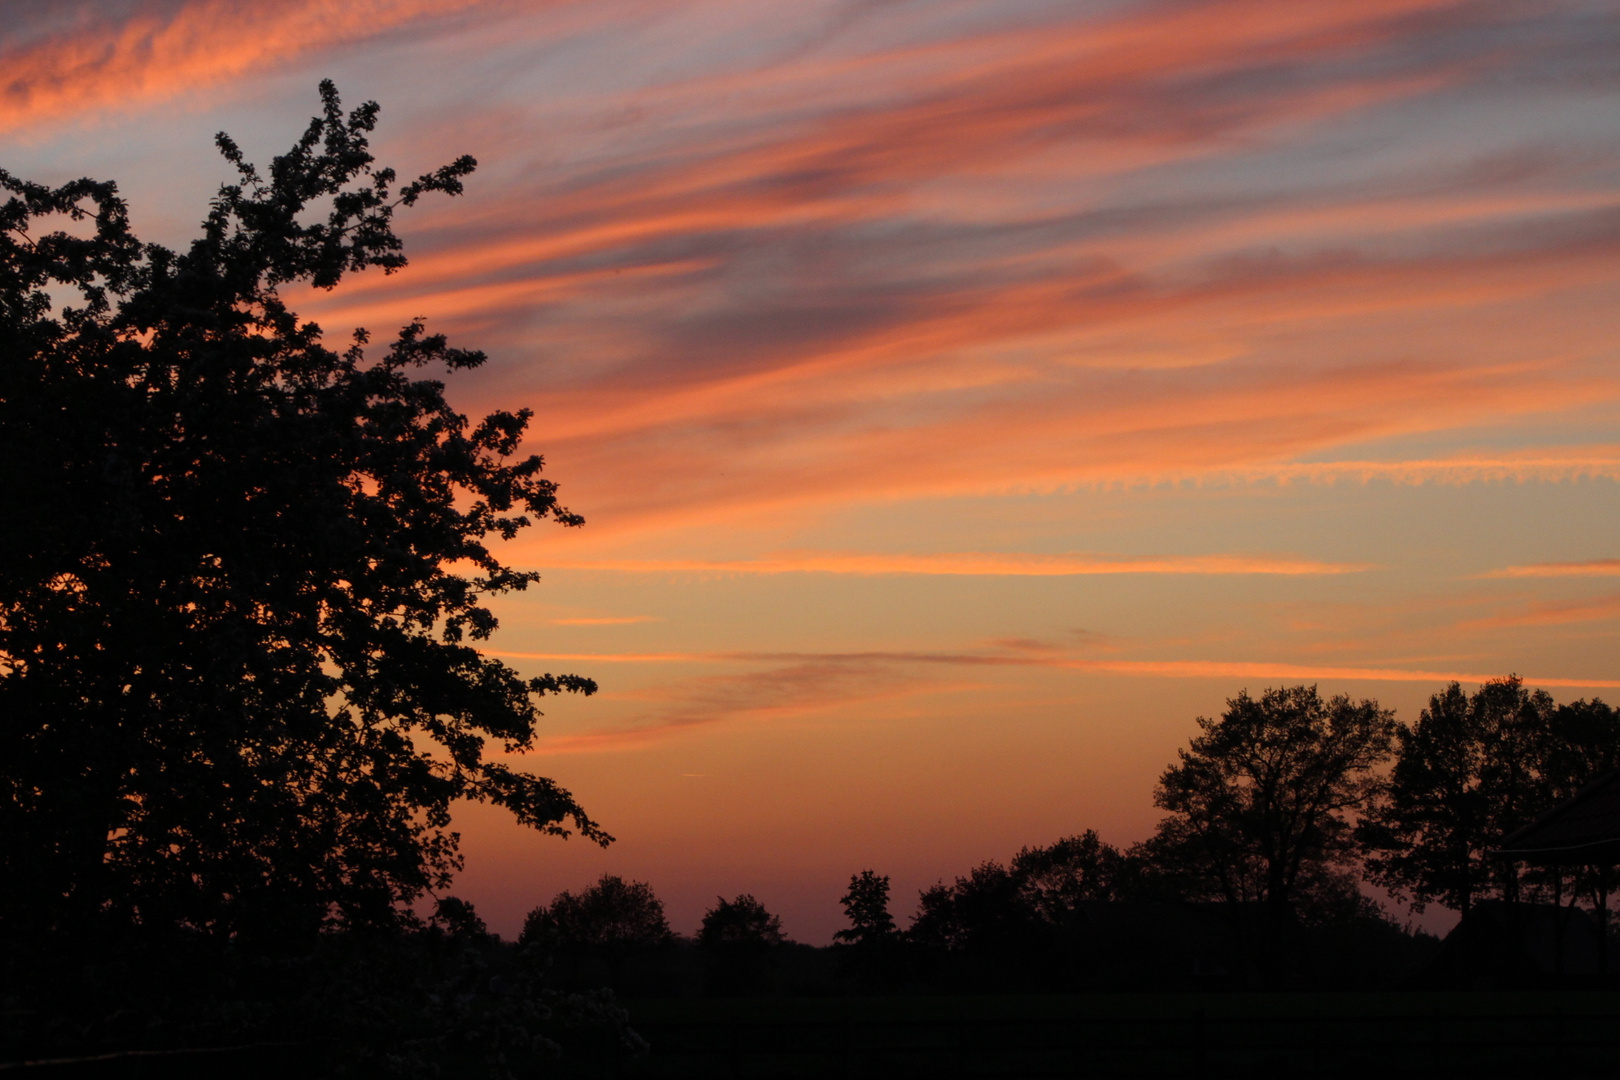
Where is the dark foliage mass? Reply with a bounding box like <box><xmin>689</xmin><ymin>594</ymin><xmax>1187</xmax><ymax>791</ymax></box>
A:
<box><xmin>1139</xmin><ymin>685</ymin><xmax>1396</xmax><ymax>913</ymax></box>
<box><xmin>1</xmin><ymin>896</ymin><xmax>643</xmax><ymax>1078</ymax></box>
<box><xmin>523</xmin><ymin>874</ymin><xmax>675</xmax><ymax>956</ymax></box>
<box><xmin>804</xmin><ymin>682</ymin><xmax>1618</xmax><ymax>996</ymax></box>
<box><xmin>700</xmin><ymin>894</ymin><xmax>786</xmax><ymax>949</ymax></box>
<box><xmin>698</xmin><ymin>894</ymin><xmax>789</xmax><ymax>994</ymax></box>
<box><xmin>1359</xmin><ymin>677</ymin><xmax>1620</xmax><ymax>915</ymax></box>
<box><xmin>0</xmin><ymin>82</ymin><xmax>603</xmax><ymax>948</ymax></box>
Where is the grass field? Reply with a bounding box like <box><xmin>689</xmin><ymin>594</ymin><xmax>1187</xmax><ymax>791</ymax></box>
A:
<box><xmin>610</xmin><ymin>992</ymin><xmax>1620</xmax><ymax>1078</ymax></box>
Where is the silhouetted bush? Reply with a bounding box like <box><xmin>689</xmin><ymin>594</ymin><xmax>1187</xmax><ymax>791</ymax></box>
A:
<box><xmin>699</xmin><ymin>894</ymin><xmax>789</xmax><ymax>995</ymax></box>
<box><xmin>522</xmin><ymin>875</ymin><xmax>683</xmax><ymax>995</ymax></box>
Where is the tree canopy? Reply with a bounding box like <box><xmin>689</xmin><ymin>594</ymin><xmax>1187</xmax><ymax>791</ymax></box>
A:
<box><xmin>699</xmin><ymin>894</ymin><xmax>787</xmax><ymax>950</ymax></box>
<box><xmin>522</xmin><ymin>875</ymin><xmax>674</xmax><ymax>955</ymax></box>
<box><xmin>834</xmin><ymin>869</ymin><xmax>898</xmax><ymax>945</ymax></box>
<box><xmin>1142</xmin><ymin>685</ymin><xmax>1396</xmax><ymax>912</ymax></box>
<box><xmin>0</xmin><ymin>82</ymin><xmax>604</xmax><ymax>946</ymax></box>
<box><xmin>1358</xmin><ymin>677</ymin><xmax>1620</xmax><ymax>913</ymax></box>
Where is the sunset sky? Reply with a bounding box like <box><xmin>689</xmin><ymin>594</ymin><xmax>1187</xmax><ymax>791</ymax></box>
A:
<box><xmin>7</xmin><ymin>0</ymin><xmax>1619</xmax><ymax>941</ymax></box>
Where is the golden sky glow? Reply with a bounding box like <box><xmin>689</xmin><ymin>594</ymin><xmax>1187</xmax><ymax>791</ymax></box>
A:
<box><xmin>7</xmin><ymin>0</ymin><xmax>1618</xmax><ymax>940</ymax></box>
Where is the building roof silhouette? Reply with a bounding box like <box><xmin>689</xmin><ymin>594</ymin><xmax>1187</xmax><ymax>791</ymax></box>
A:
<box><xmin>1494</xmin><ymin>768</ymin><xmax>1620</xmax><ymax>865</ymax></box>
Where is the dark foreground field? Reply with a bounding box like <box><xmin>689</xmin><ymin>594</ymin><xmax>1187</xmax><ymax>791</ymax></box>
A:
<box><xmin>10</xmin><ymin>992</ymin><xmax>1620</xmax><ymax>1078</ymax></box>
<box><xmin>612</xmin><ymin>992</ymin><xmax>1620</xmax><ymax>1079</ymax></box>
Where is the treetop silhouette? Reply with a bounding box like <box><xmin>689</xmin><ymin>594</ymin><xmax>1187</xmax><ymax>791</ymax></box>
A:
<box><xmin>523</xmin><ymin>875</ymin><xmax>674</xmax><ymax>954</ymax></box>
<box><xmin>1142</xmin><ymin>685</ymin><xmax>1396</xmax><ymax>912</ymax></box>
<box><xmin>700</xmin><ymin>894</ymin><xmax>787</xmax><ymax>949</ymax></box>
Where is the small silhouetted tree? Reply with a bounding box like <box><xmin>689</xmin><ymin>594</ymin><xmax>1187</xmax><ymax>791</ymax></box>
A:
<box><xmin>907</xmin><ymin>849</ymin><xmax>1123</xmax><ymax>991</ymax></box>
<box><xmin>1143</xmin><ymin>685</ymin><xmax>1396</xmax><ymax>916</ymax></box>
<box><xmin>428</xmin><ymin>896</ymin><xmax>490</xmax><ymax>940</ymax></box>
<box><xmin>523</xmin><ymin>875</ymin><xmax>674</xmax><ymax>955</ymax></box>
<box><xmin>699</xmin><ymin>894</ymin><xmax>786</xmax><ymax>948</ymax></box>
<box><xmin>699</xmin><ymin>894</ymin><xmax>786</xmax><ymax>994</ymax></box>
<box><xmin>905</xmin><ymin>835</ymin><xmax>1130</xmax><ymax>954</ymax></box>
<box><xmin>835</xmin><ymin>870</ymin><xmax>898</xmax><ymax>944</ymax></box>
<box><xmin>834</xmin><ymin>869</ymin><xmax>902</xmax><ymax>987</ymax></box>
<box><xmin>1012</xmin><ymin>830</ymin><xmax>1127</xmax><ymax>922</ymax></box>
<box><xmin>909</xmin><ymin>862</ymin><xmax>1032</xmax><ymax>953</ymax></box>
<box><xmin>1359</xmin><ymin>678</ymin><xmax>1620</xmax><ymax>914</ymax></box>
<box><xmin>1</xmin><ymin>82</ymin><xmax>603</xmax><ymax>947</ymax></box>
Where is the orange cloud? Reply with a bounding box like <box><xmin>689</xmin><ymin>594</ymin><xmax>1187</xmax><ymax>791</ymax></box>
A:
<box><xmin>1050</xmin><ymin>659</ymin><xmax>1620</xmax><ymax>690</ymax></box>
<box><xmin>1485</xmin><ymin>558</ymin><xmax>1620</xmax><ymax>579</ymax></box>
<box><xmin>504</xmin><ymin>645</ymin><xmax>1620</xmax><ymax>753</ymax></box>
<box><xmin>1214</xmin><ymin>454</ymin><xmax>1620</xmax><ymax>488</ymax></box>
<box><xmin>0</xmin><ymin>0</ymin><xmax>519</xmax><ymax>134</ymax></box>
<box><xmin>1459</xmin><ymin>594</ymin><xmax>1620</xmax><ymax>631</ymax></box>
<box><xmin>24</xmin><ymin>0</ymin><xmax>1620</xmax><ymax>544</ymax></box>
<box><xmin>208</xmin><ymin>0</ymin><xmax>1616</xmax><ymax>549</ymax></box>
<box><xmin>527</xmin><ymin>551</ymin><xmax>1371</xmax><ymax>576</ymax></box>
<box><xmin>483</xmin><ymin>650</ymin><xmax>714</xmax><ymax>664</ymax></box>
<box><xmin>549</xmin><ymin>615</ymin><xmax>663</xmax><ymax>626</ymax></box>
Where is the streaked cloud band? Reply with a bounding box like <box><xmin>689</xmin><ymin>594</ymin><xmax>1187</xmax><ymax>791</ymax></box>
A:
<box><xmin>529</xmin><ymin>551</ymin><xmax>1372</xmax><ymax>577</ymax></box>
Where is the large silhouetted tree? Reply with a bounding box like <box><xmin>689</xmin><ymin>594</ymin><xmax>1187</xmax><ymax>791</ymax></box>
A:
<box><xmin>0</xmin><ymin>82</ymin><xmax>604</xmax><ymax>947</ymax></box>
<box><xmin>1142</xmin><ymin>685</ymin><xmax>1396</xmax><ymax>915</ymax></box>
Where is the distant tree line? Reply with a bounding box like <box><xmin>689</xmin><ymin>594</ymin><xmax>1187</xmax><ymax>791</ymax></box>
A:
<box><xmin>826</xmin><ymin>678</ymin><xmax>1620</xmax><ymax>992</ymax></box>
<box><xmin>451</xmin><ymin>678</ymin><xmax>1620</xmax><ymax>1001</ymax></box>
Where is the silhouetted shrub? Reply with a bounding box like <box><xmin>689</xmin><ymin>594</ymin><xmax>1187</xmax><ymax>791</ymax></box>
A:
<box><xmin>699</xmin><ymin>894</ymin><xmax>788</xmax><ymax>994</ymax></box>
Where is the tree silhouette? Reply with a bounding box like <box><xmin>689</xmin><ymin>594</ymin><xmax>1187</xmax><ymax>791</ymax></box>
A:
<box><xmin>910</xmin><ymin>862</ymin><xmax>1033</xmax><ymax>953</ymax></box>
<box><xmin>0</xmin><ymin>82</ymin><xmax>603</xmax><ymax>947</ymax></box>
<box><xmin>429</xmin><ymin>896</ymin><xmax>492</xmax><ymax>940</ymax></box>
<box><xmin>698</xmin><ymin>894</ymin><xmax>787</xmax><ymax>995</ymax></box>
<box><xmin>1142</xmin><ymin>685</ymin><xmax>1395</xmax><ymax>915</ymax></box>
<box><xmin>1012</xmin><ymin>830</ymin><xmax>1128</xmax><ymax>921</ymax></box>
<box><xmin>1359</xmin><ymin>677</ymin><xmax>1620</xmax><ymax>913</ymax></box>
<box><xmin>523</xmin><ymin>875</ymin><xmax>674</xmax><ymax>955</ymax></box>
<box><xmin>835</xmin><ymin>869</ymin><xmax>898</xmax><ymax>944</ymax></box>
<box><xmin>699</xmin><ymin>894</ymin><xmax>786</xmax><ymax>949</ymax></box>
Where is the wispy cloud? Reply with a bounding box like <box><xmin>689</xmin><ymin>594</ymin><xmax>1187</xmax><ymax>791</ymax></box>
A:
<box><xmin>1484</xmin><ymin>558</ymin><xmax>1620</xmax><ymax>579</ymax></box>
<box><xmin>246</xmin><ymin>0</ymin><xmax>1620</xmax><ymax>536</ymax></box>
<box><xmin>1050</xmin><ymin>658</ymin><xmax>1620</xmax><ymax>690</ymax></box>
<box><xmin>1459</xmin><ymin>593</ymin><xmax>1620</xmax><ymax>631</ymax></box>
<box><xmin>492</xmin><ymin>645</ymin><xmax>1620</xmax><ymax>688</ymax></box>
<box><xmin>512</xmin><ymin>644</ymin><xmax>1620</xmax><ymax>752</ymax></box>
<box><xmin>530</xmin><ymin>551</ymin><xmax>1371</xmax><ymax>576</ymax></box>
<box><xmin>0</xmin><ymin>0</ymin><xmax>513</xmax><ymax>134</ymax></box>
<box><xmin>548</xmin><ymin>615</ymin><xmax>664</xmax><ymax>626</ymax></box>
<box><xmin>20</xmin><ymin>0</ymin><xmax>1612</xmax><ymax>536</ymax></box>
<box><xmin>529</xmin><ymin>656</ymin><xmax>960</xmax><ymax>752</ymax></box>
<box><xmin>1208</xmin><ymin>453</ymin><xmax>1620</xmax><ymax>488</ymax></box>
<box><xmin>484</xmin><ymin>650</ymin><xmax>713</xmax><ymax>664</ymax></box>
